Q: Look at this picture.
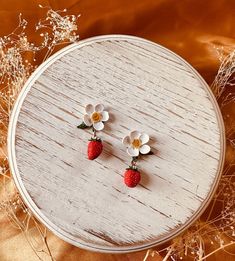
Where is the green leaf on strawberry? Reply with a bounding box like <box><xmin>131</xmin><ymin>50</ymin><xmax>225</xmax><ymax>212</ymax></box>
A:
<box><xmin>89</xmin><ymin>137</ymin><xmax>102</xmax><ymax>142</ymax></box>
<box><xmin>126</xmin><ymin>165</ymin><xmax>138</xmax><ymax>171</ymax></box>
<box><xmin>77</xmin><ymin>122</ymin><xmax>89</xmax><ymax>129</ymax></box>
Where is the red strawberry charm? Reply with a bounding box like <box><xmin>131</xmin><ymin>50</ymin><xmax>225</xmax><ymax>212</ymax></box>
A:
<box><xmin>87</xmin><ymin>138</ymin><xmax>103</xmax><ymax>160</ymax></box>
<box><xmin>124</xmin><ymin>167</ymin><xmax>141</xmax><ymax>188</ymax></box>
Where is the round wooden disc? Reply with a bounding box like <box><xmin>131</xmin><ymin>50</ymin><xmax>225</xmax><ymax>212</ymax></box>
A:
<box><xmin>8</xmin><ymin>35</ymin><xmax>225</xmax><ymax>253</ymax></box>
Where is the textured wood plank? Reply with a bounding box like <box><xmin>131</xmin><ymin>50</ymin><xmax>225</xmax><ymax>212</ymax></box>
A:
<box><xmin>8</xmin><ymin>35</ymin><xmax>225</xmax><ymax>253</ymax></box>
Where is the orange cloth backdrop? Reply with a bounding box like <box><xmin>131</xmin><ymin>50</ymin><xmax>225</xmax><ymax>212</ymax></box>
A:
<box><xmin>0</xmin><ymin>0</ymin><xmax>235</xmax><ymax>260</ymax></box>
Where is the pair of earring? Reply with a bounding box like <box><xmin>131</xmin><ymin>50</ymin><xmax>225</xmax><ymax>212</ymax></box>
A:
<box><xmin>77</xmin><ymin>103</ymin><xmax>152</xmax><ymax>188</ymax></box>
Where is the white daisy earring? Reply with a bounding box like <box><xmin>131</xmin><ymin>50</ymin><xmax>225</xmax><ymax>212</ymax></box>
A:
<box><xmin>77</xmin><ymin>104</ymin><xmax>109</xmax><ymax>160</ymax></box>
<box><xmin>122</xmin><ymin>131</ymin><xmax>152</xmax><ymax>188</ymax></box>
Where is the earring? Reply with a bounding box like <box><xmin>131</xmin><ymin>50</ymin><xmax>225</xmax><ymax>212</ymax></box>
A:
<box><xmin>122</xmin><ymin>131</ymin><xmax>152</xmax><ymax>187</ymax></box>
<box><xmin>77</xmin><ymin>104</ymin><xmax>109</xmax><ymax>160</ymax></box>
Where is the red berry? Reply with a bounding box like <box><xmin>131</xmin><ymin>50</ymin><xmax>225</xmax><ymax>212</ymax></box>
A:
<box><xmin>87</xmin><ymin>140</ymin><xmax>103</xmax><ymax>160</ymax></box>
<box><xmin>124</xmin><ymin>169</ymin><xmax>141</xmax><ymax>188</ymax></box>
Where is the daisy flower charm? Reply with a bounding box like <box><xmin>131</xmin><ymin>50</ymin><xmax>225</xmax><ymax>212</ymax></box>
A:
<box><xmin>122</xmin><ymin>130</ymin><xmax>151</xmax><ymax>157</ymax></box>
<box><xmin>77</xmin><ymin>104</ymin><xmax>109</xmax><ymax>160</ymax></box>
<box><xmin>122</xmin><ymin>130</ymin><xmax>152</xmax><ymax>188</ymax></box>
<box><xmin>83</xmin><ymin>104</ymin><xmax>109</xmax><ymax>131</ymax></box>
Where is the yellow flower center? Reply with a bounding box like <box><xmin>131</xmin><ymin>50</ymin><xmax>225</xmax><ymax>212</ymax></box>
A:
<box><xmin>91</xmin><ymin>112</ymin><xmax>101</xmax><ymax>123</ymax></box>
<box><xmin>132</xmin><ymin>139</ymin><xmax>141</xmax><ymax>148</ymax></box>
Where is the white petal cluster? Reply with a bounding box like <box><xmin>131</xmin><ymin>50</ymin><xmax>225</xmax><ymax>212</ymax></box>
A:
<box><xmin>83</xmin><ymin>104</ymin><xmax>109</xmax><ymax>131</ymax></box>
<box><xmin>122</xmin><ymin>131</ymin><xmax>150</xmax><ymax>157</ymax></box>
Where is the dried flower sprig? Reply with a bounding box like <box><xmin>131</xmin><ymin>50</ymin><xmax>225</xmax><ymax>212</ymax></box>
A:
<box><xmin>36</xmin><ymin>5</ymin><xmax>80</xmax><ymax>61</ymax></box>
<box><xmin>211</xmin><ymin>49</ymin><xmax>235</xmax><ymax>99</ymax></box>
<box><xmin>144</xmin><ymin>46</ymin><xmax>235</xmax><ymax>261</ymax></box>
<box><xmin>0</xmin><ymin>6</ymin><xmax>80</xmax><ymax>260</ymax></box>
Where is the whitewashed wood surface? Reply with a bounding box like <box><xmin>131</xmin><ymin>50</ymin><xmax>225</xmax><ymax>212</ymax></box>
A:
<box><xmin>8</xmin><ymin>35</ymin><xmax>225</xmax><ymax>253</ymax></box>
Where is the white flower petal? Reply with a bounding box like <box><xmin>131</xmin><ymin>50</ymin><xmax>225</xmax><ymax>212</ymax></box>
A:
<box><xmin>130</xmin><ymin>130</ymin><xmax>141</xmax><ymax>141</ymax></box>
<box><xmin>93</xmin><ymin>121</ymin><xmax>104</xmax><ymax>131</ymax></box>
<box><xmin>101</xmin><ymin>111</ymin><xmax>109</xmax><ymax>122</ymax></box>
<box><xmin>95</xmin><ymin>104</ymin><xmax>104</xmax><ymax>112</ymax></box>
<box><xmin>139</xmin><ymin>133</ymin><xmax>149</xmax><ymax>144</ymax></box>
<box><xmin>122</xmin><ymin>136</ymin><xmax>131</xmax><ymax>146</ymax></box>
<box><xmin>140</xmin><ymin>145</ymin><xmax>151</xmax><ymax>154</ymax></box>
<box><xmin>83</xmin><ymin>114</ymin><xmax>92</xmax><ymax>126</ymax></box>
<box><xmin>85</xmin><ymin>104</ymin><xmax>94</xmax><ymax>114</ymax></box>
<box><xmin>127</xmin><ymin>147</ymin><xmax>139</xmax><ymax>157</ymax></box>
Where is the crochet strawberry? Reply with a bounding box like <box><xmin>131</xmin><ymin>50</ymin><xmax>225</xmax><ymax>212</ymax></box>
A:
<box><xmin>87</xmin><ymin>138</ymin><xmax>103</xmax><ymax>160</ymax></box>
<box><xmin>124</xmin><ymin>167</ymin><xmax>141</xmax><ymax>188</ymax></box>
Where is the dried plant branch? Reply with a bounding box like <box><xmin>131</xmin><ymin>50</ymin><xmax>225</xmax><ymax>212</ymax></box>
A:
<box><xmin>200</xmin><ymin>241</ymin><xmax>235</xmax><ymax>260</ymax></box>
<box><xmin>0</xmin><ymin>6</ymin><xmax>80</xmax><ymax>260</ymax></box>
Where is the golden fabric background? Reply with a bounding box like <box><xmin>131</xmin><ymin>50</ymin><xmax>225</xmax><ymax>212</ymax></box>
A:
<box><xmin>0</xmin><ymin>0</ymin><xmax>235</xmax><ymax>260</ymax></box>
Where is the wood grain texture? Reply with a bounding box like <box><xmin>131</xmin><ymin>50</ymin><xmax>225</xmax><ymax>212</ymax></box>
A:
<box><xmin>8</xmin><ymin>35</ymin><xmax>225</xmax><ymax>253</ymax></box>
